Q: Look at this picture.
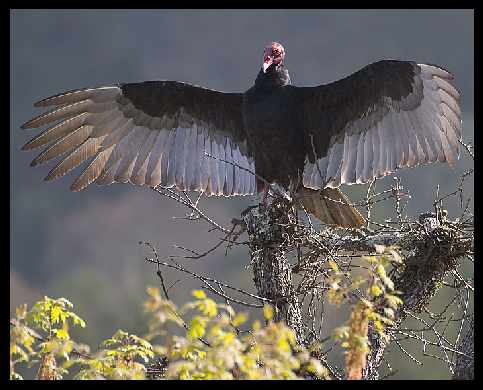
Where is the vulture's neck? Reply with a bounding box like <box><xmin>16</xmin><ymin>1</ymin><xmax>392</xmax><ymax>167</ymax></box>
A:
<box><xmin>254</xmin><ymin>64</ymin><xmax>291</xmax><ymax>91</ymax></box>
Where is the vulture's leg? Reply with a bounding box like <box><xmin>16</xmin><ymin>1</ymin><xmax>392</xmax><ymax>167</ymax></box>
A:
<box><xmin>261</xmin><ymin>184</ymin><xmax>270</xmax><ymax>205</ymax></box>
<box><xmin>239</xmin><ymin>180</ymin><xmax>270</xmax><ymax>217</ymax></box>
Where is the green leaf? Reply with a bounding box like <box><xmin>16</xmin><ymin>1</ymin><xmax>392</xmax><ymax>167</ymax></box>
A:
<box><xmin>232</xmin><ymin>312</ymin><xmax>248</xmax><ymax>327</ymax></box>
<box><xmin>52</xmin><ymin>328</ymin><xmax>69</xmax><ymax>340</ymax></box>
<box><xmin>369</xmin><ymin>285</ymin><xmax>383</xmax><ymax>297</ymax></box>
<box><xmin>362</xmin><ymin>255</ymin><xmax>378</xmax><ymax>264</ymax></box>
<box><xmin>376</xmin><ymin>264</ymin><xmax>386</xmax><ymax>278</ymax></box>
<box><xmin>373</xmin><ymin>319</ymin><xmax>384</xmax><ymax>333</ymax></box>
<box><xmin>51</xmin><ymin>306</ymin><xmax>62</xmax><ymax>325</ymax></box>
<box><xmin>263</xmin><ymin>305</ymin><xmax>274</xmax><ymax>321</ymax></box>
<box><xmin>70</xmin><ymin>314</ymin><xmax>86</xmax><ymax>328</ymax></box>
<box><xmin>385</xmin><ymin>294</ymin><xmax>404</xmax><ymax>309</ymax></box>
<box><xmin>328</xmin><ymin>259</ymin><xmax>339</xmax><ymax>272</ymax></box>
<box><xmin>221</xmin><ymin>332</ymin><xmax>236</xmax><ymax>347</ymax></box>
<box><xmin>333</xmin><ymin>326</ymin><xmax>350</xmax><ymax>340</ymax></box>
<box><xmin>199</xmin><ymin>299</ymin><xmax>218</xmax><ymax>318</ymax></box>
<box><xmin>277</xmin><ymin>336</ymin><xmax>290</xmax><ymax>352</ymax></box>
<box><xmin>188</xmin><ymin>316</ymin><xmax>206</xmax><ymax>340</ymax></box>
<box><xmin>192</xmin><ymin>290</ymin><xmax>206</xmax><ymax>300</ymax></box>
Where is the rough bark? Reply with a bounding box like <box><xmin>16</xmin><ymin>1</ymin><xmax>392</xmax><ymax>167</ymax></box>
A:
<box><xmin>243</xmin><ymin>200</ymin><xmax>304</xmax><ymax>345</ymax></box>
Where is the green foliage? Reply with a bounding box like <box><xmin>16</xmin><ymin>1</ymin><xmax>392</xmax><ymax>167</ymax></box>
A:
<box><xmin>10</xmin><ymin>305</ymin><xmax>35</xmax><ymax>380</ymax></box>
<box><xmin>10</xmin><ymin>289</ymin><xmax>329</xmax><ymax>380</ymax></box>
<box><xmin>10</xmin><ymin>246</ymin><xmax>403</xmax><ymax>380</ymax></box>
<box><xmin>71</xmin><ymin>330</ymin><xmax>155</xmax><ymax>379</ymax></box>
<box><xmin>331</xmin><ymin>245</ymin><xmax>404</xmax><ymax>379</ymax></box>
<box><xmin>145</xmin><ymin>289</ymin><xmax>329</xmax><ymax>379</ymax></box>
<box><xmin>10</xmin><ymin>297</ymin><xmax>87</xmax><ymax>379</ymax></box>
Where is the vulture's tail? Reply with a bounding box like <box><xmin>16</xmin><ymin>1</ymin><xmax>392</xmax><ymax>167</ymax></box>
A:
<box><xmin>295</xmin><ymin>187</ymin><xmax>365</xmax><ymax>229</ymax></box>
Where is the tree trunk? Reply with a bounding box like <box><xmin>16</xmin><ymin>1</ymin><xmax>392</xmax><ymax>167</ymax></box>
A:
<box><xmin>243</xmin><ymin>200</ymin><xmax>304</xmax><ymax>345</ymax></box>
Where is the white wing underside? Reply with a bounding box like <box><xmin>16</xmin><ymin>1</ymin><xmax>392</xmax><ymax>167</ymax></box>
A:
<box><xmin>303</xmin><ymin>64</ymin><xmax>462</xmax><ymax>189</ymax></box>
<box><xmin>22</xmin><ymin>87</ymin><xmax>256</xmax><ymax>196</ymax></box>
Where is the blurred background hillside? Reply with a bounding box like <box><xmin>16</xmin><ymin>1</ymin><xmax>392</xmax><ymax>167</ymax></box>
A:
<box><xmin>10</xmin><ymin>9</ymin><xmax>473</xmax><ymax>379</ymax></box>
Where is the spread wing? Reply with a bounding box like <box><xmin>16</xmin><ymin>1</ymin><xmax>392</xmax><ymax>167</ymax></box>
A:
<box><xmin>296</xmin><ymin>60</ymin><xmax>462</xmax><ymax>189</ymax></box>
<box><xmin>21</xmin><ymin>81</ymin><xmax>255</xmax><ymax>196</ymax></box>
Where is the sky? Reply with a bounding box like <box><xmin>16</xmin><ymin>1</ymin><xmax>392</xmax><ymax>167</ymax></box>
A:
<box><xmin>10</xmin><ymin>9</ymin><xmax>474</xmax><ymax>379</ymax></box>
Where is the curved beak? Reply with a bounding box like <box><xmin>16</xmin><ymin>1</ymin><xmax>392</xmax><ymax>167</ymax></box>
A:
<box><xmin>262</xmin><ymin>56</ymin><xmax>273</xmax><ymax>73</ymax></box>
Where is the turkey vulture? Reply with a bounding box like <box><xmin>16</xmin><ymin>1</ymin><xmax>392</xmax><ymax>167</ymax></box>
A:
<box><xmin>21</xmin><ymin>42</ymin><xmax>462</xmax><ymax>228</ymax></box>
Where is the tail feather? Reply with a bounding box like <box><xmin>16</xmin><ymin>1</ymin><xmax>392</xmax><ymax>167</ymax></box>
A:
<box><xmin>295</xmin><ymin>187</ymin><xmax>365</xmax><ymax>228</ymax></box>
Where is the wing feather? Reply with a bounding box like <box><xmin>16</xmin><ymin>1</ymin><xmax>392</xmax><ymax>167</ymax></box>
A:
<box><xmin>341</xmin><ymin>133</ymin><xmax>358</xmax><ymax>185</ymax></box>
<box><xmin>199</xmin><ymin>130</ymin><xmax>210</xmax><ymax>193</ymax></box>
<box><xmin>131</xmin><ymin>131</ymin><xmax>159</xmax><ymax>185</ymax></box>
<box><xmin>398</xmin><ymin>111</ymin><xmax>419</xmax><ymax>167</ymax></box>
<box><xmin>441</xmin><ymin>103</ymin><xmax>462</xmax><ymax>138</ymax></box>
<box><xmin>34</xmin><ymin>86</ymin><xmax>120</xmax><ymax>107</ymax></box>
<box><xmin>146</xmin><ymin>130</ymin><xmax>170</xmax><ymax>187</ymax></box>
<box><xmin>30</xmin><ymin>125</ymin><xmax>94</xmax><ymax>166</ymax></box>
<box><xmin>21</xmin><ymin>112</ymin><xmax>91</xmax><ymax>151</ymax></box>
<box><xmin>96</xmin><ymin>158</ymin><xmax>122</xmax><ymax>186</ymax></box>
<box><xmin>362</xmin><ymin>126</ymin><xmax>373</xmax><ymax>182</ymax></box>
<box><xmin>45</xmin><ymin>136</ymin><xmax>105</xmax><ymax>181</ymax></box>
<box><xmin>164</xmin><ymin>130</ymin><xmax>177</xmax><ymax>188</ymax></box>
<box><xmin>231</xmin><ymin>145</ymin><xmax>243</xmax><ymax>195</ymax></box>
<box><xmin>298</xmin><ymin>61</ymin><xmax>462</xmax><ymax>189</ymax></box>
<box><xmin>174</xmin><ymin>127</ymin><xmax>188</xmax><ymax>190</ymax></box>
<box><xmin>223</xmin><ymin>138</ymin><xmax>234</xmax><ymax>195</ymax></box>
<box><xmin>218</xmin><ymin>138</ymin><xmax>228</xmax><ymax>196</ymax></box>
<box><xmin>355</xmin><ymin>131</ymin><xmax>366</xmax><ymax>183</ymax></box>
<box><xmin>70</xmin><ymin>145</ymin><xmax>115</xmax><ymax>191</ymax></box>
<box><xmin>183</xmin><ymin>127</ymin><xmax>197</xmax><ymax>191</ymax></box>
<box><xmin>115</xmin><ymin>127</ymin><xmax>151</xmax><ymax>183</ymax></box>
<box><xmin>21</xmin><ymin>100</ymin><xmax>95</xmax><ymax>129</ymax></box>
<box><xmin>21</xmin><ymin>82</ymin><xmax>251</xmax><ymax>196</ymax></box>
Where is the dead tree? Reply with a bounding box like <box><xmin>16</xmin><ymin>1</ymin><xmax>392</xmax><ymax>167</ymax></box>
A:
<box><xmin>146</xmin><ymin>144</ymin><xmax>473</xmax><ymax>380</ymax></box>
<box><xmin>243</xmin><ymin>201</ymin><xmax>304</xmax><ymax>343</ymax></box>
<box><xmin>240</xmin><ymin>188</ymin><xmax>473</xmax><ymax>379</ymax></box>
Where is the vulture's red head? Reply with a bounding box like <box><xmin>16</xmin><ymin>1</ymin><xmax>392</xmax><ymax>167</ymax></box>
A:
<box><xmin>262</xmin><ymin>42</ymin><xmax>285</xmax><ymax>73</ymax></box>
